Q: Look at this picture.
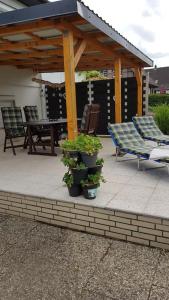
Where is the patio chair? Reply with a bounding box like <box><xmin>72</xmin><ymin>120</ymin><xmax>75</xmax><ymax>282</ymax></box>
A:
<box><xmin>133</xmin><ymin>115</ymin><xmax>169</xmax><ymax>145</ymax></box>
<box><xmin>80</xmin><ymin>104</ymin><xmax>91</xmax><ymax>134</ymax></box>
<box><xmin>23</xmin><ymin>105</ymin><xmax>39</xmax><ymax>122</ymax></box>
<box><xmin>108</xmin><ymin>122</ymin><xmax>169</xmax><ymax>170</ymax></box>
<box><xmin>1</xmin><ymin>107</ymin><xmax>25</xmax><ymax>155</ymax></box>
<box><xmin>23</xmin><ymin>106</ymin><xmax>50</xmax><ymax>147</ymax></box>
<box><xmin>88</xmin><ymin>104</ymin><xmax>100</xmax><ymax>135</ymax></box>
<box><xmin>80</xmin><ymin>104</ymin><xmax>100</xmax><ymax>135</ymax></box>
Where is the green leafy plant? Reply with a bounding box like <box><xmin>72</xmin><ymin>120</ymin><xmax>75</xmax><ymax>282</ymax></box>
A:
<box><xmin>81</xmin><ymin>172</ymin><xmax>105</xmax><ymax>187</ymax></box>
<box><xmin>75</xmin><ymin>162</ymin><xmax>87</xmax><ymax>170</ymax></box>
<box><xmin>62</xmin><ymin>172</ymin><xmax>73</xmax><ymax>187</ymax></box>
<box><xmin>61</xmin><ymin>157</ymin><xmax>78</xmax><ymax>168</ymax></box>
<box><xmin>61</xmin><ymin>157</ymin><xmax>86</xmax><ymax>170</ymax></box>
<box><xmin>76</xmin><ymin>134</ymin><xmax>102</xmax><ymax>155</ymax></box>
<box><xmin>61</xmin><ymin>139</ymin><xmax>77</xmax><ymax>151</ymax></box>
<box><xmin>153</xmin><ymin>104</ymin><xmax>169</xmax><ymax>134</ymax></box>
<box><xmin>96</xmin><ymin>158</ymin><xmax>104</xmax><ymax>166</ymax></box>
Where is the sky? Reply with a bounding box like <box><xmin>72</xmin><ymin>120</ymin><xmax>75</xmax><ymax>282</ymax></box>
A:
<box><xmin>49</xmin><ymin>0</ymin><xmax>169</xmax><ymax>68</ymax></box>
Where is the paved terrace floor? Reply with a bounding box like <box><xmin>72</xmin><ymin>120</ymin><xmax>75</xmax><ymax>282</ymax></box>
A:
<box><xmin>0</xmin><ymin>129</ymin><xmax>169</xmax><ymax>219</ymax></box>
<box><xmin>0</xmin><ymin>213</ymin><xmax>169</xmax><ymax>300</ymax></box>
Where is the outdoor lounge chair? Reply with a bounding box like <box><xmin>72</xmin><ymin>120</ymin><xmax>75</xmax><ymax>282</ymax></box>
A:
<box><xmin>108</xmin><ymin>122</ymin><xmax>169</xmax><ymax>170</ymax></box>
<box><xmin>1</xmin><ymin>107</ymin><xmax>26</xmax><ymax>155</ymax></box>
<box><xmin>133</xmin><ymin>116</ymin><xmax>169</xmax><ymax>145</ymax></box>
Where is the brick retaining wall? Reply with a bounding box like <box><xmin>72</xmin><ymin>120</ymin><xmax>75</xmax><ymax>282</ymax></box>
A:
<box><xmin>0</xmin><ymin>191</ymin><xmax>169</xmax><ymax>250</ymax></box>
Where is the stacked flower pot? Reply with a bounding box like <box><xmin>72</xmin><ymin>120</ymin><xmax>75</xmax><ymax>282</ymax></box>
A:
<box><xmin>62</xmin><ymin>134</ymin><xmax>105</xmax><ymax>199</ymax></box>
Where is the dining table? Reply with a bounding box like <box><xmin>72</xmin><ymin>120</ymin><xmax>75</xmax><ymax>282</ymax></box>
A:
<box><xmin>25</xmin><ymin>118</ymin><xmax>67</xmax><ymax>156</ymax></box>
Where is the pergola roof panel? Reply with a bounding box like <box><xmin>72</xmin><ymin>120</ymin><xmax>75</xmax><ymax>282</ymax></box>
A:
<box><xmin>76</xmin><ymin>23</ymin><xmax>97</xmax><ymax>32</ymax></box>
<box><xmin>33</xmin><ymin>28</ymin><xmax>62</xmax><ymax>38</ymax></box>
<box><xmin>0</xmin><ymin>0</ymin><xmax>153</xmax><ymax>72</ymax></box>
<box><xmin>3</xmin><ymin>33</ymin><xmax>32</xmax><ymax>42</ymax></box>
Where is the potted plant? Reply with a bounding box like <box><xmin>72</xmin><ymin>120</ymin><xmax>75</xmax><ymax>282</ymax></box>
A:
<box><xmin>62</xmin><ymin>156</ymin><xmax>88</xmax><ymax>184</ymax></box>
<box><xmin>88</xmin><ymin>158</ymin><xmax>104</xmax><ymax>174</ymax></box>
<box><xmin>81</xmin><ymin>172</ymin><xmax>105</xmax><ymax>199</ymax></box>
<box><xmin>63</xmin><ymin>172</ymin><xmax>81</xmax><ymax>197</ymax></box>
<box><xmin>76</xmin><ymin>134</ymin><xmax>103</xmax><ymax>167</ymax></box>
<box><xmin>71</xmin><ymin>162</ymin><xmax>88</xmax><ymax>184</ymax></box>
<box><xmin>61</xmin><ymin>139</ymin><xmax>78</xmax><ymax>158</ymax></box>
<box><xmin>61</xmin><ymin>156</ymin><xmax>78</xmax><ymax>169</ymax></box>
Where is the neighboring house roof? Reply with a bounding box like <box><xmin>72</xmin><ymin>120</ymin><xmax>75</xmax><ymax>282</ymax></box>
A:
<box><xmin>147</xmin><ymin>67</ymin><xmax>169</xmax><ymax>90</ymax></box>
<box><xmin>149</xmin><ymin>77</ymin><xmax>158</xmax><ymax>88</ymax></box>
<box><xmin>19</xmin><ymin>0</ymin><xmax>48</xmax><ymax>6</ymax></box>
<box><xmin>0</xmin><ymin>0</ymin><xmax>153</xmax><ymax>72</ymax></box>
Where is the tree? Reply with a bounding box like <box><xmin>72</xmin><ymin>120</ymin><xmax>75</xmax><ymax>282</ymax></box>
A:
<box><xmin>79</xmin><ymin>70</ymin><xmax>107</xmax><ymax>81</ymax></box>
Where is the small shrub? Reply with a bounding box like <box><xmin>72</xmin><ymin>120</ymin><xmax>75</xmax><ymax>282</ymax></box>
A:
<box><xmin>153</xmin><ymin>104</ymin><xmax>169</xmax><ymax>134</ymax></box>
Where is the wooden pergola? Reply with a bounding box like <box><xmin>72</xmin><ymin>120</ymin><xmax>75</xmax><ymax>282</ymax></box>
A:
<box><xmin>0</xmin><ymin>0</ymin><xmax>153</xmax><ymax>139</ymax></box>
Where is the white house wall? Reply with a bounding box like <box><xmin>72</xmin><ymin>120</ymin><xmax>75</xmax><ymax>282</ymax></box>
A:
<box><xmin>42</xmin><ymin>72</ymin><xmax>85</xmax><ymax>83</ymax></box>
<box><xmin>0</xmin><ymin>66</ymin><xmax>41</xmax><ymax>127</ymax></box>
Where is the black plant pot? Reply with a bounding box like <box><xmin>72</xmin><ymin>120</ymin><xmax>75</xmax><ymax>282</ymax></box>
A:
<box><xmin>81</xmin><ymin>152</ymin><xmax>98</xmax><ymax>168</ymax></box>
<box><xmin>63</xmin><ymin>150</ymin><xmax>79</xmax><ymax>159</ymax></box>
<box><xmin>71</xmin><ymin>168</ymin><xmax>88</xmax><ymax>184</ymax></box>
<box><xmin>68</xmin><ymin>184</ymin><xmax>82</xmax><ymax>197</ymax></box>
<box><xmin>88</xmin><ymin>165</ymin><xmax>102</xmax><ymax>175</ymax></box>
<box><xmin>83</xmin><ymin>184</ymin><xmax>98</xmax><ymax>199</ymax></box>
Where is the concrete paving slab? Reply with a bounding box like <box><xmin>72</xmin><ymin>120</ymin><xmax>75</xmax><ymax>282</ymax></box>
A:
<box><xmin>144</xmin><ymin>188</ymin><xmax>169</xmax><ymax>219</ymax></box>
<box><xmin>1</xmin><ymin>135</ymin><xmax>169</xmax><ymax>219</ymax></box>
<box><xmin>48</xmin><ymin>184</ymin><xmax>115</xmax><ymax>208</ymax></box>
<box><xmin>107</xmin><ymin>184</ymin><xmax>154</xmax><ymax>214</ymax></box>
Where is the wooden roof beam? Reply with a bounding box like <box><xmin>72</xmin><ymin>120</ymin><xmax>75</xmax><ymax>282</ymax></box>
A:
<box><xmin>0</xmin><ymin>20</ymin><xmax>59</xmax><ymax>36</ymax></box>
<box><xmin>57</xmin><ymin>20</ymin><xmax>140</xmax><ymax>68</ymax></box>
<box><xmin>0</xmin><ymin>48</ymin><xmax>63</xmax><ymax>60</ymax></box>
<box><xmin>0</xmin><ymin>36</ymin><xmax>63</xmax><ymax>51</ymax></box>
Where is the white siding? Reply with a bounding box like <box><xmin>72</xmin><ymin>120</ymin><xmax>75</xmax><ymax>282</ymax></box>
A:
<box><xmin>42</xmin><ymin>72</ymin><xmax>85</xmax><ymax>83</ymax></box>
<box><xmin>0</xmin><ymin>67</ymin><xmax>41</xmax><ymax>127</ymax></box>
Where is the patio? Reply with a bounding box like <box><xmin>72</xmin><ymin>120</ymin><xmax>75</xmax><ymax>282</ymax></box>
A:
<box><xmin>1</xmin><ymin>129</ymin><xmax>169</xmax><ymax>250</ymax></box>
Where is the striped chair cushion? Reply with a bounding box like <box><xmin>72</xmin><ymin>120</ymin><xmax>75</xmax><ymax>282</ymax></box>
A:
<box><xmin>133</xmin><ymin>116</ymin><xmax>162</xmax><ymax>138</ymax></box>
<box><xmin>133</xmin><ymin>116</ymin><xmax>169</xmax><ymax>145</ymax></box>
<box><xmin>108</xmin><ymin>122</ymin><xmax>152</xmax><ymax>158</ymax></box>
<box><xmin>24</xmin><ymin>106</ymin><xmax>39</xmax><ymax>122</ymax></box>
<box><xmin>1</xmin><ymin>107</ymin><xmax>25</xmax><ymax>137</ymax></box>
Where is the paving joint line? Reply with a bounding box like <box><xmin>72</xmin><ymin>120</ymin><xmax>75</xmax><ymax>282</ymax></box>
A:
<box><xmin>81</xmin><ymin>241</ymin><xmax>113</xmax><ymax>293</ymax></box>
<box><xmin>147</xmin><ymin>250</ymin><xmax>164</xmax><ymax>300</ymax></box>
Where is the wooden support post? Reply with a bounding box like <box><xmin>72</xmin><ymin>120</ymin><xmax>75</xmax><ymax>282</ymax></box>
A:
<box><xmin>114</xmin><ymin>57</ymin><xmax>122</xmax><ymax>123</ymax></box>
<box><xmin>63</xmin><ymin>30</ymin><xmax>78</xmax><ymax>140</ymax></box>
<box><xmin>134</xmin><ymin>67</ymin><xmax>143</xmax><ymax>116</ymax></box>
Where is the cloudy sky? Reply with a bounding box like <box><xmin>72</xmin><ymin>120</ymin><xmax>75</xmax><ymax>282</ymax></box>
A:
<box><xmin>49</xmin><ymin>0</ymin><xmax>169</xmax><ymax>67</ymax></box>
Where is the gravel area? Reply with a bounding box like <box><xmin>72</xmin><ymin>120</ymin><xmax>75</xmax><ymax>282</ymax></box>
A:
<box><xmin>0</xmin><ymin>214</ymin><xmax>169</xmax><ymax>300</ymax></box>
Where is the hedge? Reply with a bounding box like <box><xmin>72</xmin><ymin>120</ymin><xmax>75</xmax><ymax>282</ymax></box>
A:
<box><xmin>149</xmin><ymin>94</ymin><xmax>169</xmax><ymax>107</ymax></box>
<box><xmin>153</xmin><ymin>104</ymin><xmax>169</xmax><ymax>134</ymax></box>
